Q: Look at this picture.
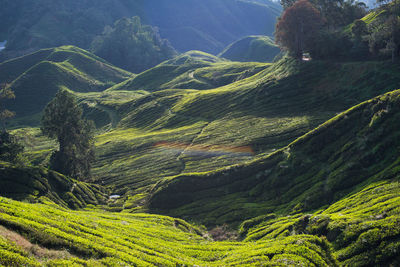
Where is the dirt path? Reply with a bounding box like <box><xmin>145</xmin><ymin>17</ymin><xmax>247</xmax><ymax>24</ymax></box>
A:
<box><xmin>0</xmin><ymin>225</ymin><xmax>71</xmax><ymax>260</ymax></box>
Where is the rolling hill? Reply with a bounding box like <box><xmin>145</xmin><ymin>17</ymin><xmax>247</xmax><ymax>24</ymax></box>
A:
<box><xmin>149</xmin><ymin>88</ymin><xmax>400</xmax><ymax>225</ymax></box>
<box><xmin>1</xmin><ymin>44</ymin><xmax>400</xmax><ymax>266</ymax></box>
<box><xmin>0</xmin><ymin>0</ymin><xmax>281</xmax><ymax>62</ymax></box>
<box><xmin>0</xmin><ymin>161</ymin><xmax>107</xmax><ymax>209</ymax></box>
<box><xmin>0</xmin><ymin>196</ymin><xmax>337</xmax><ymax>266</ymax></box>
<box><xmin>219</xmin><ymin>35</ymin><xmax>281</xmax><ymax>62</ymax></box>
<box><xmin>11</xmin><ymin>53</ymin><xmax>400</xmax><ymax>215</ymax></box>
<box><xmin>0</xmin><ymin>46</ymin><xmax>132</xmax><ymax>124</ymax></box>
<box><xmin>108</xmin><ymin>50</ymin><xmax>269</xmax><ymax>91</ymax></box>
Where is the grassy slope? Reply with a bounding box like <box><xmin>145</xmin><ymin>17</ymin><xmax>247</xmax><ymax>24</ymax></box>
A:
<box><xmin>149</xmin><ymin>88</ymin><xmax>400</xmax><ymax>226</ymax></box>
<box><xmin>108</xmin><ymin>50</ymin><xmax>268</xmax><ymax>92</ymax></box>
<box><xmin>14</xmin><ymin>57</ymin><xmax>400</xmax><ymax>214</ymax></box>
<box><xmin>218</xmin><ymin>35</ymin><xmax>281</xmax><ymax>62</ymax></box>
<box><xmin>241</xmin><ymin>180</ymin><xmax>400</xmax><ymax>266</ymax></box>
<box><xmin>90</xmin><ymin>58</ymin><xmax>400</xmax><ymax>205</ymax></box>
<box><xmin>0</xmin><ymin>197</ymin><xmax>336</xmax><ymax>266</ymax></box>
<box><xmin>1</xmin><ymin>46</ymin><xmax>132</xmax><ymax>121</ymax></box>
<box><xmin>0</xmin><ymin>162</ymin><xmax>107</xmax><ymax>209</ymax></box>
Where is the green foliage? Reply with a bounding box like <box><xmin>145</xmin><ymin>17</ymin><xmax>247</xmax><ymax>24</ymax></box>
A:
<box><xmin>275</xmin><ymin>0</ymin><xmax>324</xmax><ymax>59</ymax></box>
<box><xmin>0</xmin><ymin>46</ymin><xmax>132</xmax><ymax>121</ymax></box>
<box><xmin>0</xmin><ymin>162</ymin><xmax>107</xmax><ymax>208</ymax></box>
<box><xmin>149</xmin><ymin>88</ymin><xmax>400</xmax><ymax>227</ymax></box>
<box><xmin>41</xmin><ymin>90</ymin><xmax>95</xmax><ymax>180</ymax></box>
<box><xmin>109</xmin><ymin>50</ymin><xmax>267</xmax><ymax>92</ymax></box>
<box><xmin>0</xmin><ymin>84</ymin><xmax>16</xmax><ymax>130</ymax></box>
<box><xmin>0</xmin><ymin>131</ymin><xmax>24</xmax><ymax>163</ymax></box>
<box><xmin>309</xmin><ymin>30</ymin><xmax>354</xmax><ymax>60</ymax></box>
<box><xmin>242</xmin><ymin>180</ymin><xmax>400</xmax><ymax>265</ymax></box>
<box><xmin>0</xmin><ymin>196</ymin><xmax>337</xmax><ymax>266</ymax></box>
<box><xmin>0</xmin><ymin>0</ymin><xmax>281</xmax><ymax>60</ymax></box>
<box><xmin>91</xmin><ymin>16</ymin><xmax>177</xmax><ymax>73</ymax></box>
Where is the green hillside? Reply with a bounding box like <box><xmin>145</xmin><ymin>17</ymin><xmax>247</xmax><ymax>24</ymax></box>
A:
<box><xmin>219</xmin><ymin>35</ymin><xmax>281</xmax><ymax>62</ymax></box>
<box><xmin>2</xmin><ymin>0</ymin><xmax>400</xmax><ymax>265</ymax></box>
<box><xmin>0</xmin><ymin>162</ymin><xmax>107</xmax><ymax>209</ymax></box>
<box><xmin>12</xmin><ymin>56</ymin><xmax>400</xmax><ymax>213</ymax></box>
<box><xmin>1</xmin><ymin>46</ymin><xmax>132</xmax><ymax>123</ymax></box>
<box><xmin>149</xmin><ymin>89</ymin><xmax>400</xmax><ymax>226</ymax></box>
<box><xmin>94</xmin><ymin>58</ymin><xmax>400</xmax><ymax>199</ymax></box>
<box><xmin>108</xmin><ymin>51</ymin><xmax>268</xmax><ymax>91</ymax></box>
<box><xmin>0</xmin><ymin>197</ymin><xmax>336</xmax><ymax>266</ymax></box>
<box><xmin>241</xmin><ymin>180</ymin><xmax>400</xmax><ymax>266</ymax></box>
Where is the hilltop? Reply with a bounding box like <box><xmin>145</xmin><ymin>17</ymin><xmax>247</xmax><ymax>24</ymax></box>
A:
<box><xmin>0</xmin><ymin>46</ymin><xmax>132</xmax><ymax>125</ymax></box>
<box><xmin>219</xmin><ymin>35</ymin><xmax>281</xmax><ymax>62</ymax></box>
<box><xmin>108</xmin><ymin>50</ymin><xmax>268</xmax><ymax>91</ymax></box>
<box><xmin>0</xmin><ymin>0</ymin><xmax>281</xmax><ymax>61</ymax></box>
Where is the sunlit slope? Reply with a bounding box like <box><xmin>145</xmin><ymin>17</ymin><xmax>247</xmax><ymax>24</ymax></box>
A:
<box><xmin>108</xmin><ymin>51</ymin><xmax>268</xmax><ymax>91</ymax></box>
<box><xmin>219</xmin><ymin>35</ymin><xmax>280</xmax><ymax>62</ymax></box>
<box><xmin>0</xmin><ymin>162</ymin><xmax>107</xmax><ymax>209</ymax></box>
<box><xmin>2</xmin><ymin>46</ymin><xmax>132</xmax><ymax>119</ymax></box>
<box><xmin>0</xmin><ymin>197</ymin><xmax>337</xmax><ymax>266</ymax></box>
<box><xmin>241</xmin><ymin>180</ymin><xmax>400</xmax><ymax>266</ymax></box>
<box><xmin>90</xmin><ymin>59</ymin><xmax>400</xmax><ymax>201</ymax></box>
<box><xmin>149</xmin><ymin>88</ymin><xmax>400</xmax><ymax>226</ymax></box>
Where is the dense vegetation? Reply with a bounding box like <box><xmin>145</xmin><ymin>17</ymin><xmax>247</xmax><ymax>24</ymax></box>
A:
<box><xmin>276</xmin><ymin>0</ymin><xmax>400</xmax><ymax>61</ymax></box>
<box><xmin>1</xmin><ymin>1</ymin><xmax>400</xmax><ymax>266</ymax></box>
<box><xmin>0</xmin><ymin>197</ymin><xmax>338</xmax><ymax>266</ymax></box>
<box><xmin>0</xmin><ymin>46</ymin><xmax>132</xmax><ymax>124</ymax></box>
<box><xmin>42</xmin><ymin>90</ymin><xmax>95</xmax><ymax>180</ymax></box>
<box><xmin>91</xmin><ymin>16</ymin><xmax>177</xmax><ymax>73</ymax></box>
<box><xmin>0</xmin><ymin>0</ymin><xmax>281</xmax><ymax>61</ymax></box>
<box><xmin>149</xmin><ymin>88</ymin><xmax>400</xmax><ymax>225</ymax></box>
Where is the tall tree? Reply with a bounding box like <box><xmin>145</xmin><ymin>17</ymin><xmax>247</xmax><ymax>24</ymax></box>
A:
<box><xmin>378</xmin><ymin>0</ymin><xmax>400</xmax><ymax>61</ymax></box>
<box><xmin>91</xmin><ymin>16</ymin><xmax>177</xmax><ymax>73</ymax></box>
<box><xmin>281</xmin><ymin>0</ymin><xmax>366</xmax><ymax>27</ymax></box>
<box><xmin>0</xmin><ymin>84</ymin><xmax>16</xmax><ymax>131</ymax></box>
<box><xmin>41</xmin><ymin>90</ymin><xmax>95</xmax><ymax>180</ymax></box>
<box><xmin>275</xmin><ymin>0</ymin><xmax>324</xmax><ymax>60</ymax></box>
<box><xmin>0</xmin><ymin>84</ymin><xmax>23</xmax><ymax>163</ymax></box>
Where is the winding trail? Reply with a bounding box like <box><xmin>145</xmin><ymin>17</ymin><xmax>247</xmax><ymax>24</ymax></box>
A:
<box><xmin>176</xmin><ymin>122</ymin><xmax>211</xmax><ymax>174</ymax></box>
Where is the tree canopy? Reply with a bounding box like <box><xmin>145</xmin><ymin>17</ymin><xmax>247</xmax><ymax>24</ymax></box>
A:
<box><xmin>91</xmin><ymin>16</ymin><xmax>177</xmax><ymax>73</ymax></box>
<box><xmin>275</xmin><ymin>0</ymin><xmax>324</xmax><ymax>59</ymax></box>
<box><xmin>41</xmin><ymin>90</ymin><xmax>95</xmax><ymax>180</ymax></box>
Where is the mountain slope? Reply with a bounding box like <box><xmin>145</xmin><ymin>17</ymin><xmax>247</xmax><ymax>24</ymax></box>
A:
<box><xmin>241</xmin><ymin>180</ymin><xmax>400</xmax><ymax>266</ymax></box>
<box><xmin>0</xmin><ymin>196</ymin><xmax>337</xmax><ymax>266</ymax></box>
<box><xmin>149</xmin><ymin>89</ymin><xmax>400</xmax><ymax>226</ymax></box>
<box><xmin>10</xmin><ymin>56</ymin><xmax>400</xmax><ymax>216</ymax></box>
<box><xmin>219</xmin><ymin>35</ymin><xmax>281</xmax><ymax>62</ymax></box>
<box><xmin>1</xmin><ymin>46</ymin><xmax>132</xmax><ymax>121</ymax></box>
<box><xmin>85</xmin><ymin>58</ymin><xmax>400</xmax><ymax>209</ymax></box>
<box><xmin>0</xmin><ymin>162</ymin><xmax>107</xmax><ymax>209</ymax></box>
<box><xmin>108</xmin><ymin>51</ymin><xmax>268</xmax><ymax>91</ymax></box>
<box><xmin>0</xmin><ymin>0</ymin><xmax>281</xmax><ymax>61</ymax></box>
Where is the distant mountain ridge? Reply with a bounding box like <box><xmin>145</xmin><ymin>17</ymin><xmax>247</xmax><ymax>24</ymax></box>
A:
<box><xmin>0</xmin><ymin>0</ymin><xmax>281</xmax><ymax>61</ymax></box>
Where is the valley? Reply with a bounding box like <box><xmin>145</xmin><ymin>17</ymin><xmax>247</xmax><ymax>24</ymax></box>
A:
<box><xmin>1</xmin><ymin>0</ymin><xmax>400</xmax><ymax>266</ymax></box>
